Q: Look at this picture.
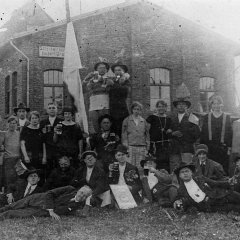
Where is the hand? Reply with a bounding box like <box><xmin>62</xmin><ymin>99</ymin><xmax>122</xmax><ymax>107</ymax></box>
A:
<box><xmin>82</xmin><ymin>132</ymin><xmax>89</xmax><ymax>139</ymax></box>
<box><xmin>229</xmin><ymin>177</ymin><xmax>236</xmax><ymax>185</ymax></box>
<box><xmin>42</xmin><ymin>157</ymin><xmax>47</xmax><ymax>165</ymax></box>
<box><xmin>166</xmin><ymin>129</ymin><xmax>172</xmax><ymax>134</ymax></box>
<box><xmin>127</xmin><ymin>185</ymin><xmax>133</xmax><ymax>191</ymax></box>
<box><xmin>78</xmin><ymin>153</ymin><xmax>82</xmax><ymax>160</ymax></box>
<box><xmin>7</xmin><ymin>193</ymin><xmax>14</xmax><ymax>205</ymax></box>
<box><xmin>24</xmin><ymin>156</ymin><xmax>30</xmax><ymax>163</ymax></box>
<box><xmin>109</xmin><ymin>163</ymin><xmax>114</xmax><ymax>171</ymax></box>
<box><xmin>173</xmin><ymin>200</ymin><xmax>183</xmax><ymax>210</ymax></box>
<box><xmin>48</xmin><ymin>210</ymin><xmax>61</xmax><ymax>221</ymax></box>
<box><xmin>42</xmin><ymin>127</ymin><xmax>47</xmax><ymax>134</ymax></box>
<box><xmin>172</xmin><ymin>131</ymin><xmax>183</xmax><ymax>138</ymax></box>
<box><xmin>227</xmin><ymin>147</ymin><xmax>231</xmax><ymax>156</ymax></box>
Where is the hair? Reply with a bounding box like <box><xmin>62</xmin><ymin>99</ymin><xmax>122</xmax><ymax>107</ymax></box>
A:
<box><xmin>130</xmin><ymin>101</ymin><xmax>143</xmax><ymax>113</ymax></box>
<box><xmin>47</xmin><ymin>102</ymin><xmax>57</xmax><ymax>108</ymax></box>
<box><xmin>98</xmin><ymin>114</ymin><xmax>113</xmax><ymax>125</ymax></box>
<box><xmin>58</xmin><ymin>155</ymin><xmax>71</xmax><ymax>162</ymax></box>
<box><xmin>156</xmin><ymin>100</ymin><xmax>167</xmax><ymax>108</ymax></box>
<box><xmin>7</xmin><ymin>116</ymin><xmax>18</xmax><ymax>123</ymax></box>
<box><xmin>209</xmin><ymin>95</ymin><xmax>224</xmax><ymax>107</ymax></box>
<box><xmin>29</xmin><ymin>111</ymin><xmax>40</xmax><ymax>120</ymax></box>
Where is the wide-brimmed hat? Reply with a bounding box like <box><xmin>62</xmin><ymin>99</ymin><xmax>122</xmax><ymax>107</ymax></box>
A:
<box><xmin>13</xmin><ymin>103</ymin><xmax>30</xmax><ymax>114</ymax></box>
<box><xmin>174</xmin><ymin>162</ymin><xmax>195</xmax><ymax>176</ymax></box>
<box><xmin>173</xmin><ymin>98</ymin><xmax>191</xmax><ymax>108</ymax></box>
<box><xmin>115</xmin><ymin>144</ymin><xmax>128</xmax><ymax>154</ymax></box>
<box><xmin>94</xmin><ymin>62</ymin><xmax>110</xmax><ymax>71</ymax></box>
<box><xmin>111</xmin><ymin>62</ymin><xmax>128</xmax><ymax>73</ymax></box>
<box><xmin>195</xmin><ymin>144</ymin><xmax>208</xmax><ymax>156</ymax></box>
<box><xmin>22</xmin><ymin>168</ymin><xmax>41</xmax><ymax>179</ymax></box>
<box><xmin>81</xmin><ymin>151</ymin><xmax>97</xmax><ymax>160</ymax></box>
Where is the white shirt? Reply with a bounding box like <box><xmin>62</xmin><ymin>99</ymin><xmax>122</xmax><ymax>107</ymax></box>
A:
<box><xmin>184</xmin><ymin>179</ymin><xmax>206</xmax><ymax>203</ymax></box>
<box><xmin>49</xmin><ymin>116</ymin><xmax>56</xmax><ymax>126</ymax></box>
<box><xmin>118</xmin><ymin>163</ymin><xmax>126</xmax><ymax>185</ymax></box>
<box><xmin>147</xmin><ymin>172</ymin><xmax>158</xmax><ymax>190</ymax></box>
<box><xmin>24</xmin><ymin>183</ymin><xmax>37</xmax><ymax>197</ymax></box>
<box><xmin>19</xmin><ymin>119</ymin><xmax>27</xmax><ymax>127</ymax></box>
<box><xmin>178</xmin><ymin>113</ymin><xmax>185</xmax><ymax>123</ymax></box>
<box><xmin>132</xmin><ymin>116</ymin><xmax>140</xmax><ymax>126</ymax></box>
<box><xmin>86</xmin><ymin>167</ymin><xmax>94</xmax><ymax>183</ymax></box>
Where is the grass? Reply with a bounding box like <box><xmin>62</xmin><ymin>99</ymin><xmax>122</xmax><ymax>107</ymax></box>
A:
<box><xmin>0</xmin><ymin>204</ymin><xmax>240</xmax><ymax>240</ymax></box>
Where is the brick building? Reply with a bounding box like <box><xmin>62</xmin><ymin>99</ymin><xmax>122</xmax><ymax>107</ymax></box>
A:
<box><xmin>0</xmin><ymin>0</ymin><xmax>239</xmax><ymax>119</ymax></box>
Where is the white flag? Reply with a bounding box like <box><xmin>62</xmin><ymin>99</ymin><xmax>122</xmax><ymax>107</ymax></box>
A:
<box><xmin>63</xmin><ymin>22</ymin><xmax>88</xmax><ymax>134</ymax></box>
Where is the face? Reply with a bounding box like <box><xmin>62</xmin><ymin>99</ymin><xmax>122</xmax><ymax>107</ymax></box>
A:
<box><xmin>27</xmin><ymin>173</ymin><xmax>40</xmax><ymax>185</ymax></box>
<box><xmin>176</xmin><ymin>102</ymin><xmax>187</xmax><ymax>113</ymax></box>
<box><xmin>156</xmin><ymin>103</ymin><xmax>166</xmax><ymax>115</ymax></box>
<box><xmin>64</xmin><ymin>112</ymin><xmax>73</xmax><ymax>121</ymax></box>
<box><xmin>84</xmin><ymin>155</ymin><xmax>96</xmax><ymax>168</ymax></box>
<box><xmin>59</xmin><ymin>157</ymin><xmax>70</xmax><ymax>171</ymax></box>
<box><xmin>17</xmin><ymin>109</ymin><xmax>27</xmax><ymax>120</ymax></box>
<box><xmin>197</xmin><ymin>152</ymin><xmax>207</xmax><ymax>163</ymax></box>
<box><xmin>114</xmin><ymin>66</ymin><xmax>124</xmax><ymax>76</ymax></box>
<box><xmin>211</xmin><ymin>99</ymin><xmax>223</xmax><ymax>112</ymax></box>
<box><xmin>97</xmin><ymin>64</ymin><xmax>107</xmax><ymax>76</ymax></box>
<box><xmin>115</xmin><ymin>152</ymin><xmax>127</xmax><ymax>164</ymax></box>
<box><xmin>100</xmin><ymin>118</ymin><xmax>111</xmax><ymax>131</ymax></box>
<box><xmin>132</xmin><ymin>106</ymin><xmax>141</xmax><ymax>116</ymax></box>
<box><xmin>30</xmin><ymin>114</ymin><xmax>39</xmax><ymax>125</ymax></box>
<box><xmin>179</xmin><ymin>167</ymin><xmax>193</xmax><ymax>182</ymax></box>
<box><xmin>8</xmin><ymin>120</ymin><xmax>17</xmax><ymax>131</ymax></box>
<box><xmin>236</xmin><ymin>160</ymin><xmax>240</xmax><ymax>170</ymax></box>
<box><xmin>47</xmin><ymin>104</ymin><xmax>58</xmax><ymax>117</ymax></box>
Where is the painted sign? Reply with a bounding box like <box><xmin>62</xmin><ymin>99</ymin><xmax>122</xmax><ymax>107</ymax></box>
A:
<box><xmin>39</xmin><ymin>46</ymin><xmax>64</xmax><ymax>58</ymax></box>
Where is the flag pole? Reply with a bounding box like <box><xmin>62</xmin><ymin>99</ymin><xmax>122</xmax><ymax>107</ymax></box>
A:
<box><xmin>65</xmin><ymin>0</ymin><xmax>71</xmax><ymax>23</ymax></box>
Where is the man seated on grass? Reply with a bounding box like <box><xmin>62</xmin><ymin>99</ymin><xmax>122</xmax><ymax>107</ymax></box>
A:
<box><xmin>229</xmin><ymin>157</ymin><xmax>240</xmax><ymax>193</ymax></box>
<box><xmin>173</xmin><ymin>162</ymin><xmax>240</xmax><ymax>213</ymax></box>
<box><xmin>108</xmin><ymin>144</ymin><xmax>142</xmax><ymax>204</ymax></box>
<box><xmin>43</xmin><ymin>154</ymin><xmax>76</xmax><ymax>190</ymax></box>
<box><xmin>71</xmin><ymin>151</ymin><xmax>111</xmax><ymax>217</ymax></box>
<box><xmin>141</xmin><ymin>155</ymin><xmax>178</xmax><ymax>206</ymax></box>
<box><xmin>0</xmin><ymin>185</ymin><xmax>93</xmax><ymax>220</ymax></box>
<box><xmin>0</xmin><ymin>168</ymin><xmax>43</xmax><ymax>208</ymax></box>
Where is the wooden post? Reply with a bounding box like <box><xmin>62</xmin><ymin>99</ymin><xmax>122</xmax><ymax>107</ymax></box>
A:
<box><xmin>65</xmin><ymin>0</ymin><xmax>71</xmax><ymax>23</ymax></box>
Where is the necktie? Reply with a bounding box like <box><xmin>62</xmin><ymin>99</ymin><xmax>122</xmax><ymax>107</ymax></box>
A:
<box><xmin>24</xmin><ymin>186</ymin><xmax>32</xmax><ymax>197</ymax></box>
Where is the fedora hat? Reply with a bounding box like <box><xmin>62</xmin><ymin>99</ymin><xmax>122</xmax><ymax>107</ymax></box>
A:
<box><xmin>94</xmin><ymin>61</ymin><xmax>110</xmax><ymax>71</ymax></box>
<box><xmin>195</xmin><ymin>144</ymin><xmax>208</xmax><ymax>156</ymax></box>
<box><xmin>22</xmin><ymin>168</ymin><xmax>41</xmax><ymax>180</ymax></box>
<box><xmin>174</xmin><ymin>162</ymin><xmax>195</xmax><ymax>176</ymax></box>
<box><xmin>81</xmin><ymin>151</ymin><xmax>97</xmax><ymax>160</ymax></box>
<box><xmin>13</xmin><ymin>103</ymin><xmax>30</xmax><ymax>114</ymax></box>
<box><xmin>111</xmin><ymin>62</ymin><xmax>128</xmax><ymax>73</ymax></box>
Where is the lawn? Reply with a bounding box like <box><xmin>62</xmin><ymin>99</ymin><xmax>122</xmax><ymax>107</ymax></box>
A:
<box><xmin>0</xmin><ymin>204</ymin><xmax>240</xmax><ymax>240</ymax></box>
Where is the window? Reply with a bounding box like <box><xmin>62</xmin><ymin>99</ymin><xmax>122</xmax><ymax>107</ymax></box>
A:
<box><xmin>44</xmin><ymin>70</ymin><xmax>63</xmax><ymax>111</ymax></box>
<box><xmin>199</xmin><ymin>77</ymin><xmax>215</xmax><ymax>112</ymax></box>
<box><xmin>149</xmin><ymin>68</ymin><xmax>171</xmax><ymax>111</ymax></box>
<box><xmin>5</xmin><ymin>76</ymin><xmax>10</xmax><ymax>115</ymax></box>
<box><xmin>12</xmin><ymin>72</ymin><xmax>17</xmax><ymax>108</ymax></box>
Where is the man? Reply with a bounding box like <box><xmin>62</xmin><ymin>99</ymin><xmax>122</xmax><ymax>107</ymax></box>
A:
<box><xmin>43</xmin><ymin>155</ymin><xmax>76</xmax><ymax>190</ymax></box>
<box><xmin>71</xmin><ymin>151</ymin><xmax>111</xmax><ymax>217</ymax></box>
<box><xmin>40</xmin><ymin>103</ymin><xmax>62</xmax><ymax>171</ymax></box>
<box><xmin>13</xmin><ymin>103</ymin><xmax>30</xmax><ymax>131</ymax></box>
<box><xmin>108</xmin><ymin>144</ymin><xmax>142</xmax><ymax>203</ymax></box>
<box><xmin>0</xmin><ymin>168</ymin><xmax>43</xmax><ymax>208</ymax></box>
<box><xmin>90</xmin><ymin>114</ymin><xmax>120</xmax><ymax>172</ymax></box>
<box><xmin>0</xmin><ymin>185</ymin><xmax>92</xmax><ymax>220</ymax></box>
<box><xmin>193</xmin><ymin>144</ymin><xmax>226</xmax><ymax>180</ymax></box>
<box><xmin>169</xmin><ymin>92</ymin><xmax>200</xmax><ymax>172</ymax></box>
<box><xmin>83</xmin><ymin>61</ymin><xmax>113</xmax><ymax>133</ymax></box>
<box><xmin>173</xmin><ymin>162</ymin><xmax>240</xmax><ymax>213</ymax></box>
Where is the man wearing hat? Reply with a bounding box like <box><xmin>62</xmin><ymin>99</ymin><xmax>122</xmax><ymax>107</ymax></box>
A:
<box><xmin>13</xmin><ymin>103</ymin><xmax>30</xmax><ymax>131</ymax></box>
<box><xmin>193</xmin><ymin>144</ymin><xmax>226</xmax><ymax>180</ymax></box>
<box><xmin>0</xmin><ymin>168</ymin><xmax>43</xmax><ymax>208</ymax></box>
<box><xmin>109</xmin><ymin>62</ymin><xmax>131</xmax><ymax>137</ymax></box>
<box><xmin>83</xmin><ymin>60</ymin><xmax>114</xmax><ymax>133</ymax></box>
<box><xmin>71</xmin><ymin>151</ymin><xmax>111</xmax><ymax>217</ymax></box>
<box><xmin>169</xmin><ymin>83</ymin><xmax>200</xmax><ymax>172</ymax></box>
<box><xmin>173</xmin><ymin>162</ymin><xmax>240</xmax><ymax>212</ymax></box>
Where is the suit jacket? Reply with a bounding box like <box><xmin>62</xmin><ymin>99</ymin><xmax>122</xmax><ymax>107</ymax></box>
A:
<box><xmin>193</xmin><ymin>157</ymin><xmax>226</xmax><ymax>180</ymax></box>
<box><xmin>169</xmin><ymin>113</ymin><xmax>200</xmax><ymax>154</ymax></box>
<box><xmin>17</xmin><ymin>119</ymin><xmax>30</xmax><ymax>132</ymax></box>
<box><xmin>71</xmin><ymin>164</ymin><xmax>108</xmax><ymax>197</ymax></box>
<box><xmin>177</xmin><ymin>176</ymin><xmax>231</xmax><ymax>210</ymax></box>
<box><xmin>7</xmin><ymin>179</ymin><xmax>43</xmax><ymax>201</ymax></box>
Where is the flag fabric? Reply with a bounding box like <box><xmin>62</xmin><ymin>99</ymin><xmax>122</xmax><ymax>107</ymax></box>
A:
<box><xmin>63</xmin><ymin>22</ymin><xmax>88</xmax><ymax>134</ymax></box>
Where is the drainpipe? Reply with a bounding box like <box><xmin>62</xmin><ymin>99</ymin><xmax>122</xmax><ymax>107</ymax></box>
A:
<box><xmin>9</xmin><ymin>40</ymin><xmax>30</xmax><ymax>108</ymax></box>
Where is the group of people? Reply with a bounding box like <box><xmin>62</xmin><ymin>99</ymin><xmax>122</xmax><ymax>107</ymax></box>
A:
<box><xmin>0</xmin><ymin>60</ymin><xmax>238</xmax><ymax>221</ymax></box>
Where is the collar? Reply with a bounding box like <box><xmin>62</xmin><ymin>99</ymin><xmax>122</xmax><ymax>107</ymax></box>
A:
<box><xmin>130</xmin><ymin>115</ymin><xmax>144</xmax><ymax>122</ymax></box>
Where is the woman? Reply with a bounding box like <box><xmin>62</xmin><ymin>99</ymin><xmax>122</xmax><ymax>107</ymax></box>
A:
<box><xmin>122</xmin><ymin>102</ymin><xmax>150</xmax><ymax>169</ymax></box>
<box><xmin>146</xmin><ymin>100</ymin><xmax>171</xmax><ymax>171</ymax></box>
<box><xmin>53</xmin><ymin>107</ymin><xmax>83</xmax><ymax>168</ymax></box>
<box><xmin>109</xmin><ymin>62</ymin><xmax>131</xmax><ymax>137</ymax></box>
<box><xmin>20</xmin><ymin>111</ymin><xmax>46</xmax><ymax>171</ymax></box>
<box><xmin>200</xmin><ymin>95</ymin><xmax>232</xmax><ymax>173</ymax></box>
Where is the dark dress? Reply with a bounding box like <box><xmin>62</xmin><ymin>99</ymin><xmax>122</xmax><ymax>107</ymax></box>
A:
<box><xmin>20</xmin><ymin>126</ymin><xmax>45</xmax><ymax>170</ymax></box>
<box><xmin>146</xmin><ymin>115</ymin><xmax>171</xmax><ymax>171</ymax></box>
<box><xmin>109</xmin><ymin>79</ymin><xmax>130</xmax><ymax>137</ymax></box>
<box><xmin>200</xmin><ymin>113</ymin><xmax>232</xmax><ymax>173</ymax></box>
<box><xmin>55</xmin><ymin>123</ymin><xmax>83</xmax><ymax>167</ymax></box>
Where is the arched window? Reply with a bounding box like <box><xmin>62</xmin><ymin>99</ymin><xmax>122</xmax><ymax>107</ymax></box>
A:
<box><xmin>149</xmin><ymin>68</ymin><xmax>171</xmax><ymax>111</ymax></box>
<box><xmin>43</xmin><ymin>70</ymin><xmax>63</xmax><ymax>110</ymax></box>
<box><xmin>199</xmin><ymin>77</ymin><xmax>215</xmax><ymax>112</ymax></box>
<box><xmin>5</xmin><ymin>76</ymin><xmax>10</xmax><ymax>115</ymax></box>
<box><xmin>12</xmin><ymin>72</ymin><xmax>17</xmax><ymax>108</ymax></box>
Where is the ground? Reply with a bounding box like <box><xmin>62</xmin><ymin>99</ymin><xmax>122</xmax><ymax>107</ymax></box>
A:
<box><xmin>0</xmin><ymin>205</ymin><xmax>240</xmax><ymax>240</ymax></box>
